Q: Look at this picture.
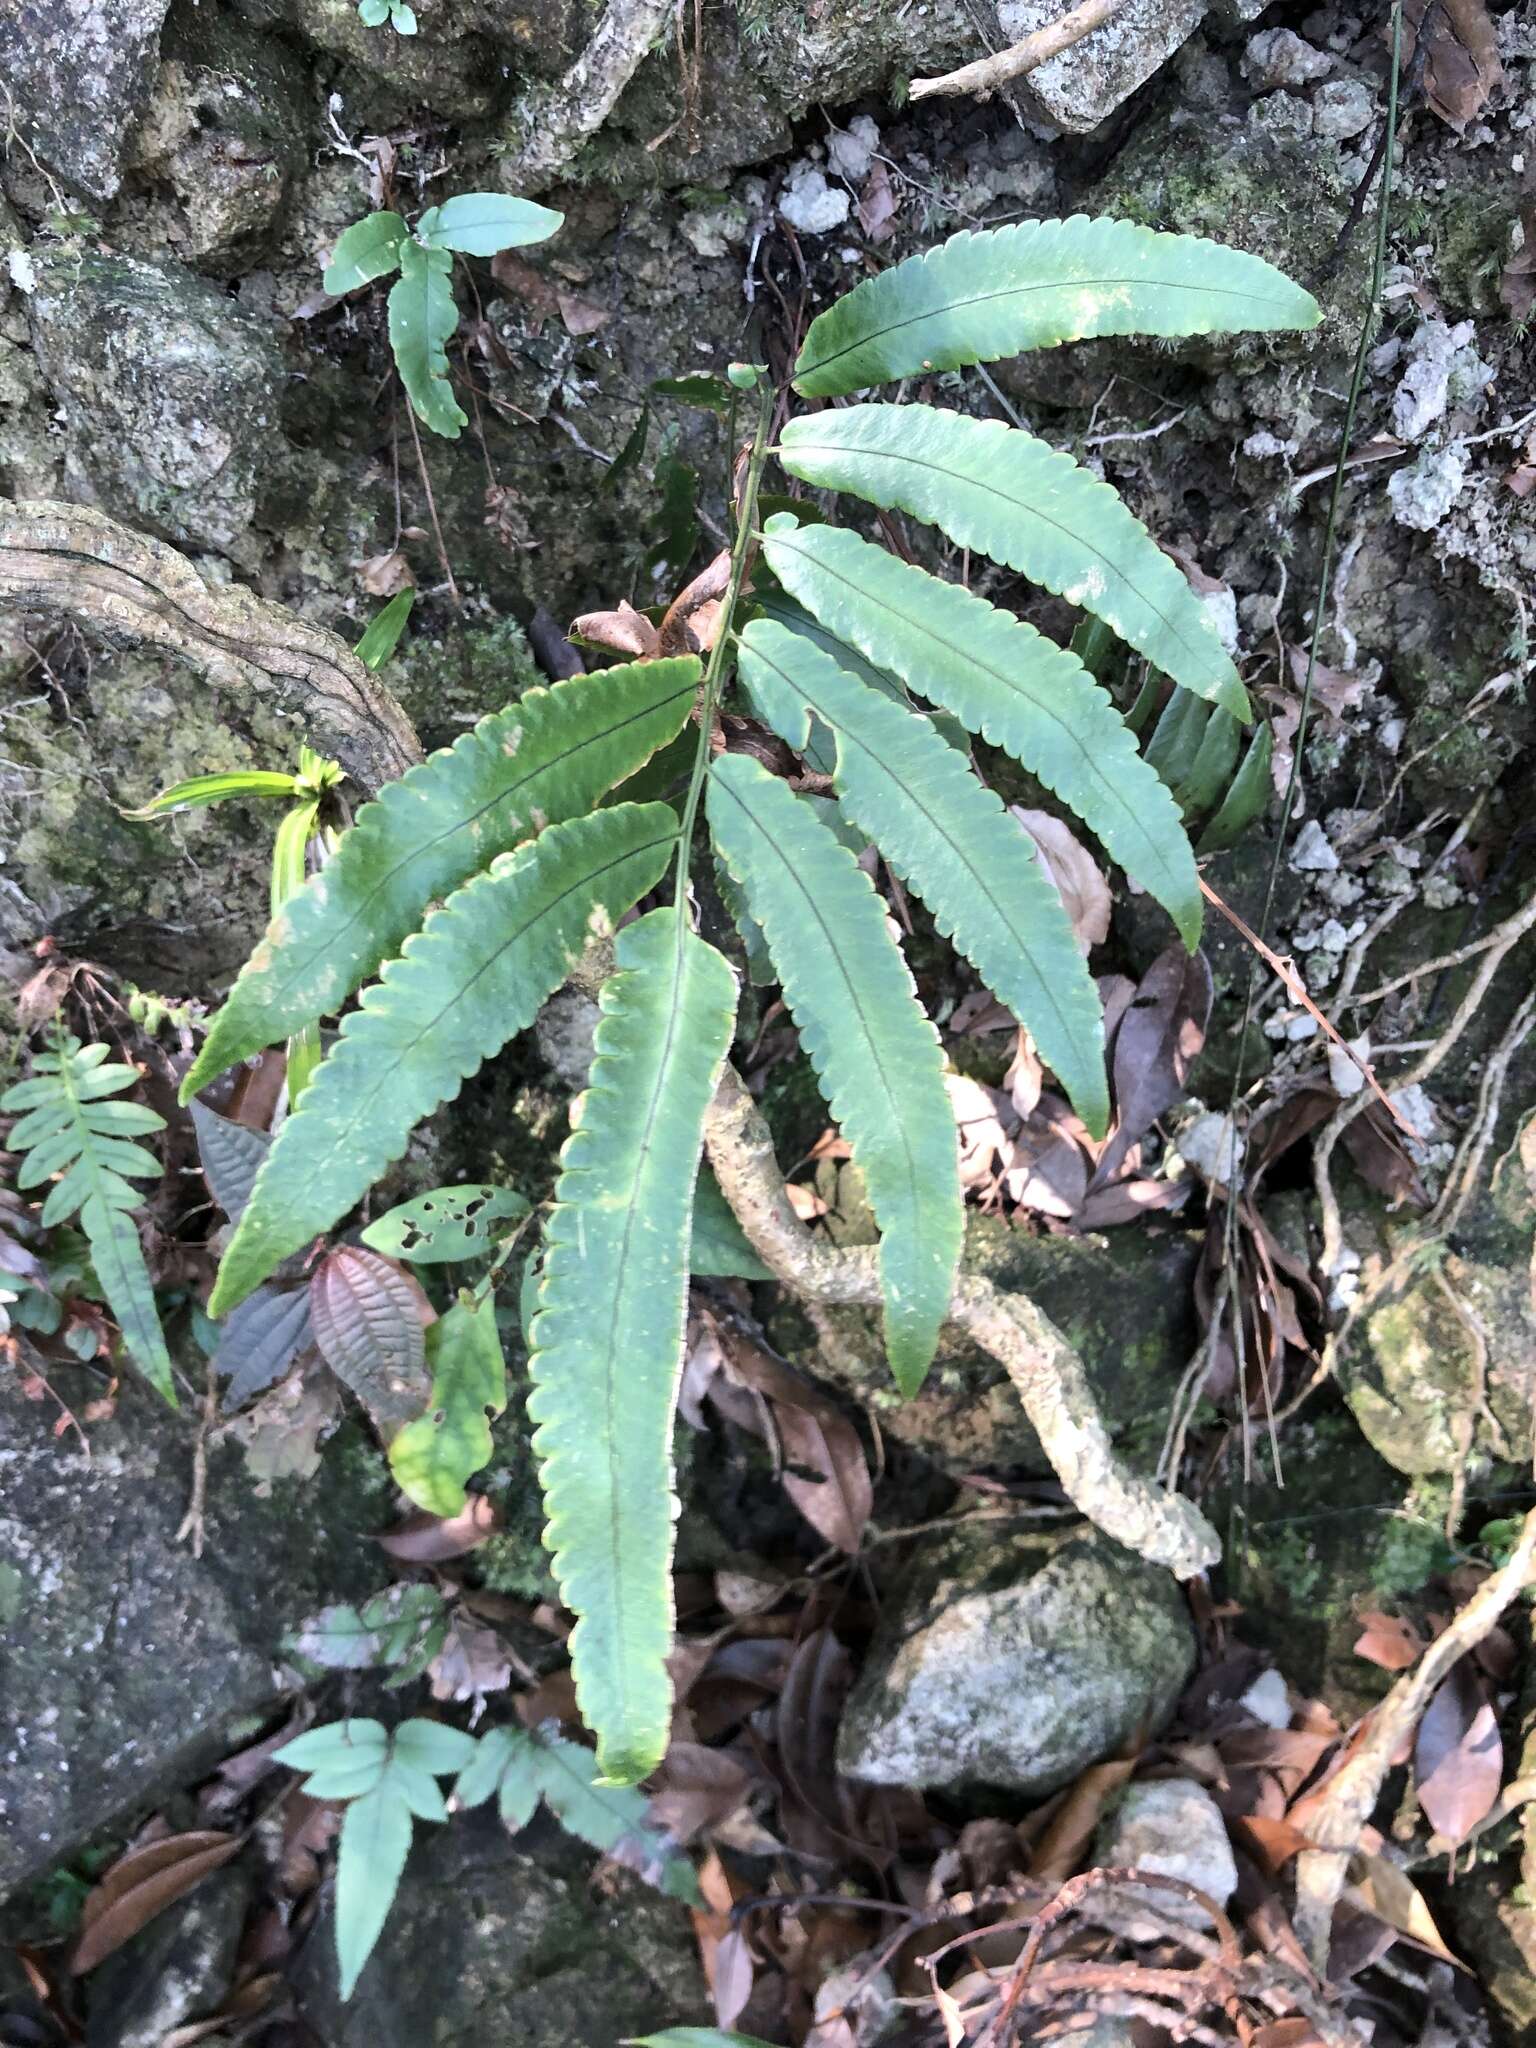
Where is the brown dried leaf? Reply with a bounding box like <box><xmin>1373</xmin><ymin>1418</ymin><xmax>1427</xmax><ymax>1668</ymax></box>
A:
<box><xmin>358</xmin><ymin>548</ymin><xmax>415</xmax><ymax>597</ymax></box>
<box><xmin>1340</xmin><ymin>1102</ymin><xmax>1429</xmax><ymax>1209</ymax></box>
<box><xmin>570</xmin><ymin>599</ymin><xmax>661</xmax><ymax>661</ymax></box>
<box><xmin>558</xmin><ymin>288</ymin><xmax>609</xmax><ymax>337</ymax></box>
<box><xmin>375</xmin><ymin>1494</ymin><xmax>499</xmax><ymax>1561</ymax></box>
<box><xmin>1415</xmin><ymin>1663</ymin><xmax>1503</xmax><ymax>1846</ymax></box>
<box><xmin>1353</xmin><ymin>1610</ymin><xmax>1425</xmax><ymax>1673</ymax></box>
<box><xmin>1027</xmin><ymin>1755</ymin><xmax>1137</xmax><ymax>1884</ymax></box>
<box><xmin>711</xmin><ymin>1926</ymin><xmax>755</xmax><ymax>2031</ymax></box>
<box><xmin>648</xmin><ymin>1741</ymin><xmax>755</xmax><ymax>1843</ymax></box>
<box><xmin>1347</xmin><ymin>1849</ymin><xmax>1460</xmax><ymax>1963</ymax></box>
<box><xmin>710</xmin><ymin>1321</ymin><xmax>872</xmax><ymax>1554</ymax></box>
<box><xmin>71</xmin><ymin>1833</ymin><xmax>241</xmax><ymax>1974</ymax></box>
<box><xmin>1499</xmin><ymin>211</ymin><xmax>1536</xmax><ymax>323</ymax></box>
<box><xmin>1285</xmin><ymin>645</ymin><xmax>1368</xmax><ymax>724</ymax></box>
<box><xmin>857</xmin><ymin>159</ymin><xmax>900</xmax><ymax>243</ymax></box>
<box><xmin>1011</xmin><ymin>807</ymin><xmax>1111</xmax><ymax>955</ymax></box>
<box><xmin>1090</xmin><ymin>944</ymin><xmax>1213</xmax><ymax>1191</ymax></box>
<box><xmin>1403</xmin><ymin>0</ymin><xmax>1504</xmax><ymax>131</ymax></box>
<box><xmin>657</xmin><ymin>549</ymin><xmax>732</xmax><ymax>658</ymax></box>
<box><xmin>428</xmin><ymin>1615</ymin><xmax>514</xmax><ymax>1704</ymax></box>
<box><xmin>490</xmin><ymin>249</ymin><xmax>562</xmax><ymax>327</ymax></box>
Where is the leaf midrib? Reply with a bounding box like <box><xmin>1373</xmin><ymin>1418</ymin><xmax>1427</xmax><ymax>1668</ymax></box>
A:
<box><xmin>745</xmin><ymin>638</ymin><xmax>1091</xmax><ymax>1067</ymax></box>
<box><xmin>799</xmin><ymin>270</ymin><xmax>1304</xmax><ymax>383</ymax></box>
<box><xmin>780</xmin><ymin>422</ymin><xmax>1221</xmax><ymax>679</ymax></box>
<box><xmin>252</xmin><ymin>680</ymin><xmax>695</xmax><ymax>1017</ymax></box>
<box><xmin>768</xmin><ymin>530</ymin><xmax>1182</xmax><ymax>888</ymax></box>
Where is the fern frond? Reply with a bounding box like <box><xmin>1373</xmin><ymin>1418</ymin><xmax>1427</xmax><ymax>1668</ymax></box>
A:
<box><xmin>793</xmin><ymin>215</ymin><xmax>1321</xmax><ymax>398</ymax></box>
<box><xmin>736</xmin><ymin>619</ymin><xmax>1108</xmax><ymax>1135</ymax></box>
<box><xmin>777</xmin><ymin>406</ymin><xmax>1247</xmax><ymax>717</ymax></box>
<box><xmin>762</xmin><ymin>519</ymin><xmax>1201</xmax><ymax>947</ymax></box>
<box><xmin>2</xmin><ymin>1038</ymin><xmax>172</xmax><ymax>1401</ymax></box>
<box><xmin>208</xmin><ymin>803</ymin><xmax>680</xmax><ymax>1314</ymax></box>
<box><xmin>707</xmin><ymin>754</ymin><xmax>960</xmax><ymax>1391</ymax></box>
<box><xmin>183</xmin><ymin>658</ymin><xmax>700</xmax><ymax>1101</ymax></box>
<box><xmin>528</xmin><ymin>910</ymin><xmax>738</xmax><ymax>1784</ymax></box>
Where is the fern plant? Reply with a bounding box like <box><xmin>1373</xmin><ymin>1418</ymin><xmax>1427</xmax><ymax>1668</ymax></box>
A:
<box><xmin>1</xmin><ymin>1037</ymin><xmax>172</xmax><ymax>1401</ymax></box>
<box><xmin>187</xmin><ymin>216</ymin><xmax>1318</xmax><ymax>1782</ymax></box>
<box><xmin>324</xmin><ymin>192</ymin><xmax>563</xmax><ymax>437</ymax></box>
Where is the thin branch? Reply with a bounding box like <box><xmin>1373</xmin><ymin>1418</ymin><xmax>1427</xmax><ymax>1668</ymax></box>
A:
<box><xmin>1293</xmin><ymin>1503</ymin><xmax>1536</xmax><ymax>1968</ymax></box>
<box><xmin>910</xmin><ymin>0</ymin><xmax>1131</xmax><ymax>101</ymax></box>
<box><xmin>1347</xmin><ymin>886</ymin><xmax>1536</xmax><ymax>1008</ymax></box>
<box><xmin>704</xmin><ymin>1064</ymin><xmax>1219</xmax><ymax>1578</ymax></box>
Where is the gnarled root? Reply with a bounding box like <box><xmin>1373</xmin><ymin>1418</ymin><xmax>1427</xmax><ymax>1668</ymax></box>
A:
<box><xmin>497</xmin><ymin>0</ymin><xmax>673</xmax><ymax>190</ymax></box>
<box><xmin>0</xmin><ymin>501</ymin><xmax>418</xmax><ymax>792</ymax></box>
<box><xmin>705</xmin><ymin>1064</ymin><xmax>1220</xmax><ymax>1579</ymax></box>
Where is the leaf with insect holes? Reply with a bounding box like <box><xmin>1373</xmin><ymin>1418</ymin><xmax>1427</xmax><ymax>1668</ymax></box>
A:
<box><xmin>708</xmin><ymin>753</ymin><xmax>960</xmax><ymax>1391</ymax></box>
<box><xmin>760</xmin><ymin>519</ymin><xmax>1200</xmax><ymax>945</ymax></box>
<box><xmin>777</xmin><ymin>405</ymin><xmax>1247</xmax><ymax>716</ymax></box>
<box><xmin>529</xmin><ymin>910</ymin><xmax>738</xmax><ymax>1785</ymax></box>
<box><xmin>183</xmin><ymin>658</ymin><xmax>698</xmax><ymax>1098</ymax></box>
<box><xmin>362</xmin><ymin>1185</ymin><xmax>530</xmax><ymax>1264</ymax></box>
<box><xmin>388</xmin><ymin>1295</ymin><xmax>507</xmax><ymax>1516</ymax></box>
<box><xmin>388</xmin><ymin>238</ymin><xmax>468</xmax><ymax>438</ymax></box>
<box><xmin>2</xmin><ymin>1037</ymin><xmax>172</xmax><ymax>1402</ymax></box>
<box><xmin>737</xmin><ymin>618</ymin><xmax>1108</xmax><ymax>1136</ymax></box>
<box><xmin>792</xmin><ymin>214</ymin><xmax>1320</xmax><ymax>399</ymax></box>
<box><xmin>207</xmin><ymin>804</ymin><xmax>679</xmax><ymax>1313</ymax></box>
<box><xmin>324</xmin><ymin>211</ymin><xmax>407</xmax><ymax>294</ymax></box>
<box><xmin>309</xmin><ymin>1246</ymin><xmax>431</xmax><ymax>1430</ymax></box>
<box><xmin>415</xmin><ymin>193</ymin><xmax>564</xmax><ymax>257</ymax></box>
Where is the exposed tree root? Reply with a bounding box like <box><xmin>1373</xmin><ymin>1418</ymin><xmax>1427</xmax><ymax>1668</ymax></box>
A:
<box><xmin>0</xmin><ymin>501</ymin><xmax>418</xmax><ymax>792</ymax></box>
<box><xmin>704</xmin><ymin>1064</ymin><xmax>1220</xmax><ymax>1579</ymax></box>
<box><xmin>1293</xmin><ymin>1503</ymin><xmax>1536</xmax><ymax>1970</ymax></box>
<box><xmin>910</xmin><ymin>0</ymin><xmax>1132</xmax><ymax>101</ymax></box>
<box><xmin>497</xmin><ymin>0</ymin><xmax>673</xmax><ymax>189</ymax></box>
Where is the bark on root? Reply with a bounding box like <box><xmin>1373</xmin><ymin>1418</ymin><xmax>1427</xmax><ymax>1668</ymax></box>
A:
<box><xmin>0</xmin><ymin>500</ymin><xmax>418</xmax><ymax>792</ymax></box>
<box><xmin>497</xmin><ymin>0</ymin><xmax>673</xmax><ymax>190</ymax></box>
<box><xmin>705</xmin><ymin>1063</ymin><xmax>1220</xmax><ymax>1579</ymax></box>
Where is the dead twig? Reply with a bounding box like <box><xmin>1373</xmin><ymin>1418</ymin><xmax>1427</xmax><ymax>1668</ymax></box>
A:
<box><xmin>1347</xmin><ymin>887</ymin><xmax>1536</xmax><ymax>1009</ymax></box>
<box><xmin>910</xmin><ymin>0</ymin><xmax>1131</xmax><ymax>100</ymax></box>
<box><xmin>704</xmin><ymin>1065</ymin><xmax>1219</xmax><ymax>1578</ymax></box>
<box><xmin>1293</xmin><ymin>1503</ymin><xmax>1536</xmax><ymax>1969</ymax></box>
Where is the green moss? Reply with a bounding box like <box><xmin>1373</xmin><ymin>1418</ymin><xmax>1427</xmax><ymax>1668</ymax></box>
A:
<box><xmin>391</xmin><ymin>618</ymin><xmax>543</xmax><ymax>747</ymax></box>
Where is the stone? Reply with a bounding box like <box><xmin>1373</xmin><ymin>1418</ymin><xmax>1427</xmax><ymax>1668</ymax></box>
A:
<box><xmin>1388</xmin><ymin>443</ymin><xmax>1469</xmax><ymax>532</ymax></box>
<box><xmin>1311</xmin><ymin>77</ymin><xmax>1375</xmax><ymax>141</ymax></box>
<box><xmin>1092</xmin><ymin>1780</ymin><xmax>1238</xmax><ymax>1940</ymax></box>
<box><xmin>84</xmin><ymin>1862</ymin><xmax>249</xmax><ymax>2048</ymax></box>
<box><xmin>778</xmin><ymin>164</ymin><xmax>851</xmax><ymax>236</ymax></box>
<box><xmin>1242</xmin><ymin>28</ymin><xmax>1331</xmax><ymax>90</ymax></box>
<box><xmin>826</xmin><ymin>114</ymin><xmax>881</xmax><ymax>185</ymax></box>
<box><xmin>0</xmin><ymin>1379</ymin><xmax>390</xmax><ymax>1898</ymax></box>
<box><xmin>534</xmin><ymin>988</ymin><xmax>600</xmax><ymax>1091</ymax></box>
<box><xmin>837</xmin><ymin>1524</ymin><xmax>1196</xmax><ymax>1796</ymax></box>
<box><xmin>294</xmin><ymin>1807</ymin><xmax>707</xmax><ymax>2044</ymax></box>
<box><xmin>997</xmin><ymin>0</ymin><xmax>1207</xmax><ymax>133</ymax></box>
<box><xmin>786</xmin><ymin>1183</ymin><xmax>1202</xmax><ymax>1476</ymax></box>
<box><xmin>1392</xmin><ymin>319</ymin><xmax>1495</xmax><ymax>441</ymax></box>
<box><xmin>1289</xmin><ymin>820</ymin><xmax>1339</xmax><ymax>871</ymax></box>
<box><xmin>0</xmin><ymin>0</ymin><xmax>171</xmax><ymax>204</ymax></box>
<box><xmin>24</xmin><ymin>252</ymin><xmax>282</xmax><ymax>563</ymax></box>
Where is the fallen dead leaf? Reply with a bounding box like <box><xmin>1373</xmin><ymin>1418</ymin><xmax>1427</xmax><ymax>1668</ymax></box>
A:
<box><xmin>1347</xmin><ymin>1849</ymin><xmax>1461</xmax><ymax>1964</ymax></box>
<box><xmin>1011</xmin><ymin>807</ymin><xmax>1111</xmax><ymax>955</ymax></box>
<box><xmin>1353</xmin><ymin>1610</ymin><xmax>1425</xmax><ymax>1673</ymax></box>
<box><xmin>572</xmin><ymin>598</ymin><xmax>662</xmax><ymax>660</ymax></box>
<box><xmin>375</xmin><ymin>1494</ymin><xmax>499</xmax><ymax>1561</ymax></box>
<box><xmin>1402</xmin><ymin>0</ymin><xmax>1504</xmax><ymax>131</ymax></box>
<box><xmin>857</xmin><ymin>158</ymin><xmax>900</xmax><ymax>243</ymax></box>
<box><xmin>72</xmin><ymin>1832</ymin><xmax>242</xmax><ymax>1974</ymax></box>
<box><xmin>1415</xmin><ymin>1661</ymin><xmax>1503</xmax><ymax>1847</ymax></box>
<box><xmin>358</xmin><ymin>548</ymin><xmax>415</xmax><ymax>598</ymax></box>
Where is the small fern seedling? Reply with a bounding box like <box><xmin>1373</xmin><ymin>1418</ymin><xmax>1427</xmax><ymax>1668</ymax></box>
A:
<box><xmin>188</xmin><ymin>214</ymin><xmax>1319</xmax><ymax>1782</ymax></box>
<box><xmin>2</xmin><ymin>1036</ymin><xmax>172</xmax><ymax>1401</ymax></box>
<box><xmin>323</xmin><ymin>192</ymin><xmax>563</xmax><ymax>437</ymax></box>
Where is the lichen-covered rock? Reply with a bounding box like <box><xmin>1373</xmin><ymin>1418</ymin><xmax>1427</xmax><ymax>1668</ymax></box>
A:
<box><xmin>24</xmin><ymin>251</ymin><xmax>282</xmax><ymax>562</ymax></box>
<box><xmin>837</xmin><ymin>1523</ymin><xmax>1195</xmax><ymax>1795</ymax></box>
<box><xmin>0</xmin><ymin>1379</ymin><xmax>390</xmax><ymax>1898</ymax></box>
<box><xmin>294</xmin><ymin>1808</ymin><xmax>707</xmax><ymax>2043</ymax></box>
<box><xmin>998</xmin><ymin>0</ymin><xmax>1207</xmax><ymax>133</ymax></box>
<box><xmin>0</xmin><ymin>0</ymin><xmax>171</xmax><ymax>203</ymax></box>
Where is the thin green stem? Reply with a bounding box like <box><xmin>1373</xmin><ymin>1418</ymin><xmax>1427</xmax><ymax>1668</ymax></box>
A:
<box><xmin>672</xmin><ymin>379</ymin><xmax>776</xmax><ymax>926</ymax></box>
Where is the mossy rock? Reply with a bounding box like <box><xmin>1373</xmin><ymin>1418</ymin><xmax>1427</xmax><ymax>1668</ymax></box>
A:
<box><xmin>777</xmin><ymin>1160</ymin><xmax>1200</xmax><ymax>1475</ymax></box>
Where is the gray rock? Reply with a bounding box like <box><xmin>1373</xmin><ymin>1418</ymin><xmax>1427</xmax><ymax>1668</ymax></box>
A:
<box><xmin>534</xmin><ymin>989</ymin><xmax>601</xmax><ymax>1092</ymax></box>
<box><xmin>1092</xmin><ymin>1779</ymin><xmax>1238</xmax><ymax>1941</ymax></box>
<box><xmin>295</xmin><ymin>1808</ymin><xmax>707</xmax><ymax>2044</ymax></box>
<box><xmin>84</xmin><ymin>1862</ymin><xmax>249</xmax><ymax>2048</ymax></box>
<box><xmin>1388</xmin><ymin>443</ymin><xmax>1469</xmax><ymax>532</ymax></box>
<box><xmin>0</xmin><ymin>0</ymin><xmax>171</xmax><ymax>203</ymax></box>
<box><xmin>778</xmin><ymin>164</ymin><xmax>852</xmax><ymax>236</ymax></box>
<box><xmin>24</xmin><ymin>251</ymin><xmax>282</xmax><ymax>562</ymax></box>
<box><xmin>1311</xmin><ymin>77</ymin><xmax>1375</xmax><ymax>141</ymax></box>
<box><xmin>0</xmin><ymin>1381</ymin><xmax>389</xmax><ymax>1899</ymax></box>
<box><xmin>837</xmin><ymin>1525</ymin><xmax>1196</xmax><ymax>1796</ymax></box>
<box><xmin>1242</xmin><ymin>28</ymin><xmax>1331</xmax><ymax>90</ymax></box>
<box><xmin>997</xmin><ymin>0</ymin><xmax>1207</xmax><ymax>133</ymax></box>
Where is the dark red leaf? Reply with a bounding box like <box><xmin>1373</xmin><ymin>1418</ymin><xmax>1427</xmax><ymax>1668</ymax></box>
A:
<box><xmin>375</xmin><ymin>1494</ymin><xmax>499</xmax><ymax>1560</ymax></box>
<box><xmin>309</xmin><ymin>1246</ymin><xmax>433</xmax><ymax>1429</ymax></box>
<box><xmin>1415</xmin><ymin>1663</ymin><xmax>1503</xmax><ymax>1846</ymax></box>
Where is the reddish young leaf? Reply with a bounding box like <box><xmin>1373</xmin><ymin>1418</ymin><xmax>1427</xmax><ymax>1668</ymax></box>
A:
<box><xmin>375</xmin><ymin>1494</ymin><xmax>499</xmax><ymax>1561</ymax></box>
<box><xmin>1353</xmin><ymin>1610</ymin><xmax>1425</xmax><ymax>1673</ymax></box>
<box><xmin>308</xmin><ymin>1245</ymin><xmax>433</xmax><ymax>1430</ymax></box>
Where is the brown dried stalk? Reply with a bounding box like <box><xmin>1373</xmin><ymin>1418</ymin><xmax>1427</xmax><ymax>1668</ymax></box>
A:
<box><xmin>0</xmin><ymin>501</ymin><xmax>418</xmax><ymax>791</ymax></box>
<box><xmin>705</xmin><ymin>1064</ymin><xmax>1219</xmax><ymax>1577</ymax></box>
<box><xmin>910</xmin><ymin>0</ymin><xmax>1132</xmax><ymax>102</ymax></box>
